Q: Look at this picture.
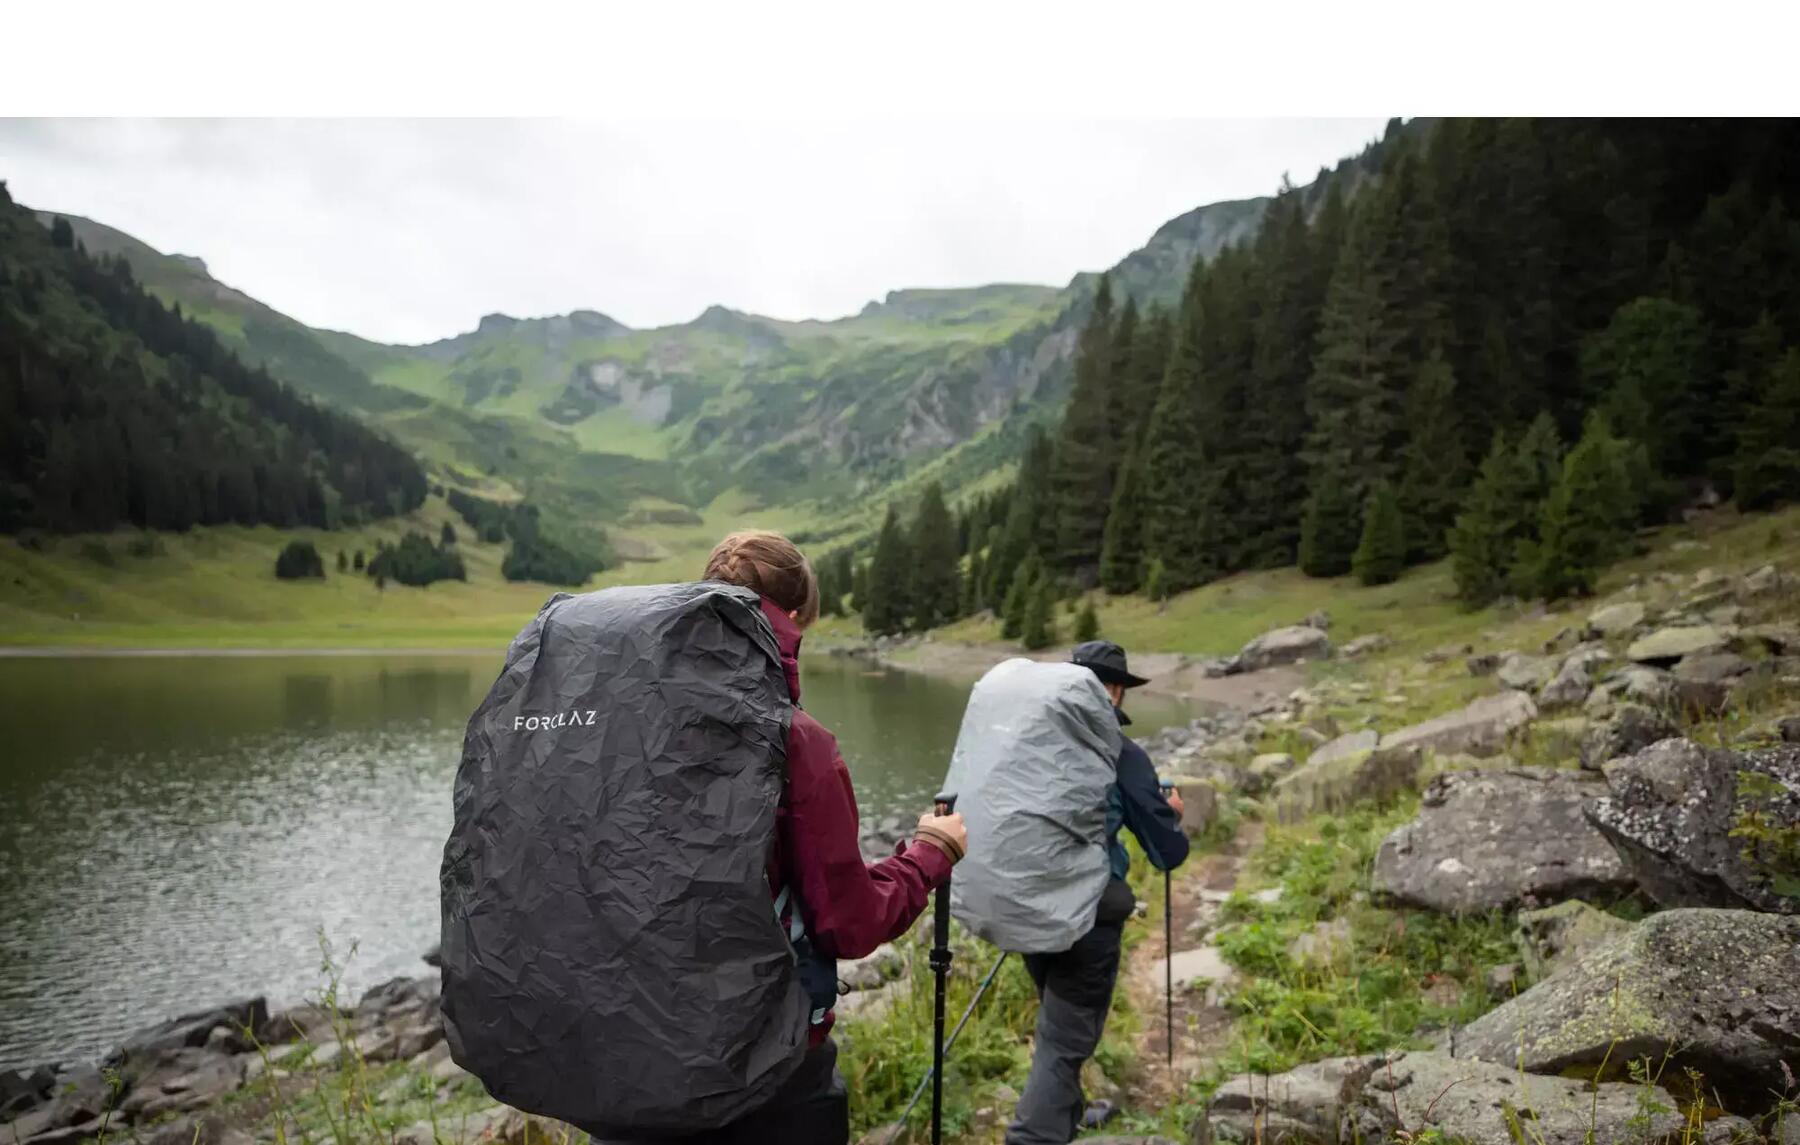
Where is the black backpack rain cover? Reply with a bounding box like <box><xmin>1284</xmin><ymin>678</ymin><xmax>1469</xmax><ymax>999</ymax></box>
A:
<box><xmin>440</xmin><ymin>582</ymin><xmax>810</xmax><ymax>1134</ymax></box>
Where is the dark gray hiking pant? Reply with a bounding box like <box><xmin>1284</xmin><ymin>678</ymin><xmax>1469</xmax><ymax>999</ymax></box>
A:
<box><xmin>1004</xmin><ymin>889</ymin><xmax>1129</xmax><ymax>1145</ymax></box>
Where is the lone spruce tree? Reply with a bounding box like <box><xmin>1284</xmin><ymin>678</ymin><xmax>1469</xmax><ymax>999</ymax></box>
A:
<box><xmin>908</xmin><ymin>482</ymin><xmax>961</xmax><ymax>629</ymax></box>
<box><xmin>863</xmin><ymin>504</ymin><xmax>913</xmax><ymax>636</ymax></box>
<box><xmin>1021</xmin><ymin>574</ymin><xmax>1056</xmax><ymax>651</ymax></box>
<box><xmin>1448</xmin><ymin>432</ymin><xmax>1535</xmax><ymax>605</ymax></box>
<box><xmin>1073</xmin><ymin>596</ymin><xmax>1100</xmax><ymax>642</ymax></box>
<box><xmin>1352</xmin><ymin>481</ymin><xmax>1406</xmax><ymax>586</ymax></box>
<box><xmin>1001</xmin><ymin>552</ymin><xmax>1042</xmax><ymax>640</ymax></box>
<box><xmin>1527</xmin><ymin>416</ymin><xmax>1638</xmax><ymax>599</ymax></box>
<box><xmin>1052</xmin><ymin>277</ymin><xmax>1118</xmax><ymax>572</ymax></box>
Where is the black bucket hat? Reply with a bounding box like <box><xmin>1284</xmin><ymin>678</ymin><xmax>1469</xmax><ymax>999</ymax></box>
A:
<box><xmin>1070</xmin><ymin>640</ymin><xmax>1150</xmax><ymax>689</ymax></box>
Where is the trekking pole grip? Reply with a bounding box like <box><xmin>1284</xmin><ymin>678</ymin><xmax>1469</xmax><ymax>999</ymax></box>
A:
<box><xmin>934</xmin><ymin>792</ymin><xmax>957</xmax><ymax>816</ymax></box>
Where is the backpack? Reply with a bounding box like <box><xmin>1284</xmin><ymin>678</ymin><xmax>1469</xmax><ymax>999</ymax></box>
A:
<box><xmin>439</xmin><ymin>582</ymin><xmax>814</xmax><ymax>1135</ymax></box>
<box><xmin>940</xmin><ymin>658</ymin><xmax>1122</xmax><ymax>953</ymax></box>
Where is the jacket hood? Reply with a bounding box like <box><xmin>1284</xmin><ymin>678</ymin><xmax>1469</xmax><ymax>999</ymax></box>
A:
<box><xmin>758</xmin><ymin>596</ymin><xmax>804</xmax><ymax>703</ymax></box>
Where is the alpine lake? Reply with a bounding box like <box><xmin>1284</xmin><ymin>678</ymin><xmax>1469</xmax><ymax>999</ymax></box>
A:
<box><xmin>0</xmin><ymin>650</ymin><xmax>1196</xmax><ymax>1069</ymax></box>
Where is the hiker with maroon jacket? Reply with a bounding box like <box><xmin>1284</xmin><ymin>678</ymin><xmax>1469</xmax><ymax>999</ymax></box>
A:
<box><xmin>696</xmin><ymin>530</ymin><xmax>969</xmax><ymax>1143</ymax></box>
<box><xmin>439</xmin><ymin>530</ymin><xmax>965</xmax><ymax>1145</ymax></box>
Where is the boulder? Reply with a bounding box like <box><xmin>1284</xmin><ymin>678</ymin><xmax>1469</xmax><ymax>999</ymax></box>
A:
<box><xmin>1372</xmin><ymin>769</ymin><xmax>1632</xmax><ymax>914</ymax></box>
<box><xmin>1246</xmin><ymin>752</ymin><xmax>1298</xmax><ymax>792</ymax></box>
<box><xmin>136</xmin><ymin>1114</ymin><xmax>254</xmax><ymax>1145</ymax></box>
<box><xmin>1742</xmin><ymin>563</ymin><xmax>1789</xmax><ymax>596</ymax></box>
<box><xmin>118</xmin><ymin>1048</ymin><xmax>246</xmax><ymax>1118</ymax></box>
<box><xmin>1190</xmin><ymin>1055</ymin><xmax>1375</xmax><ymax>1145</ymax></box>
<box><xmin>0</xmin><ymin>1069</ymin><xmax>109</xmax><ymax>1142</ymax></box>
<box><xmin>1611</xmin><ymin>664</ymin><xmax>1675</xmax><ymax>707</ymax></box>
<box><xmin>1674</xmin><ymin>650</ymin><xmax>1752</xmax><ymax>684</ymax></box>
<box><xmin>835</xmin><ymin>979</ymin><xmax>904</xmax><ymax>1022</ymax></box>
<box><xmin>1343</xmin><ymin>1051</ymin><xmax>1683</xmax><ymax>1145</ymax></box>
<box><xmin>1271</xmin><ymin>744</ymin><xmax>1423</xmax><ymax>824</ymax></box>
<box><xmin>1585</xmin><ymin>600</ymin><xmax>1647</xmax><ymax>639</ymax></box>
<box><xmin>1745</xmin><ymin>623</ymin><xmax>1800</xmax><ymax>656</ymax></box>
<box><xmin>1173</xmin><ymin>781</ymin><xmax>1220</xmax><ymax>833</ymax></box>
<box><xmin>256</xmin><ymin>1004</ymin><xmax>334</xmax><ymax>1045</ymax></box>
<box><xmin>1156</xmin><ymin>946</ymin><xmax>1237</xmax><ymax>1006</ymax></box>
<box><xmin>1497</xmin><ymin>653</ymin><xmax>1557</xmax><ymax>691</ymax></box>
<box><xmin>393</xmin><ymin>1105</ymin><xmax>575</xmax><ymax>1145</ymax></box>
<box><xmin>355</xmin><ymin>975</ymin><xmax>439</xmax><ymax>1021</ymax></box>
<box><xmin>1627</xmin><ymin>624</ymin><xmax>1729</xmax><ymax>665</ymax></box>
<box><xmin>1238</xmin><ymin>625</ymin><xmax>1332</xmax><ymax>672</ymax></box>
<box><xmin>838</xmin><ymin>943</ymin><xmax>903</xmax><ymax>990</ymax></box>
<box><xmin>1340</xmin><ymin>634</ymin><xmax>1389</xmax><ymax>658</ymax></box>
<box><xmin>1286</xmin><ymin>918</ymin><xmax>1352</xmax><ymax>966</ymax></box>
<box><xmin>1303</xmin><ymin>610</ymin><xmax>1331</xmax><ymax>631</ymax></box>
<box><xmin>1306</xmin><ymin>729</ymin><xmax>1378</xmax><ymax>768</ymax></box>
<box><xmin>1578</xmin><ymin>703</ymin><xmax>1678</xmax><ymax>770</ymax></box>
<box><xmin>1537</xmin><ymin>661</ymin><xmax>1592</xmax><ymax>710</ymax></box>
<box><xmin>0</xmin><ymin>1067</ymin><xmax>56</xmax><ymax>1119</ymax></box>
<box><xmin>116</xmin><ymin>998</ymin><xmax>269</xmax><ymax>1059</ymax></box>
<box><xmin>1586</xmin><ymin>739</ymin><xmax>1800</xmax><ymax>913</ymax></box>
<box><xmin>1512</xmin><ymin>900</ymin><xmax>1635</xmax><ymax>981</ymax></box>
<box><xmin>1459</xmin><ymin>908</ymin><xmax>1800</xmax><ymax>1111</ymax></box>
<box><xmin>1381</xmin><ymin>690</ymin><xmax>1537</xmax><ymax>757</ymax></box>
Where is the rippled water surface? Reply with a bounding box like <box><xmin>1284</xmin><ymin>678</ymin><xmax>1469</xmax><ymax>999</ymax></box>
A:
<box><xmin>0</xmin><ymin>652</ymin><xmax>1192</xmax><ymax>1067</ymax></box>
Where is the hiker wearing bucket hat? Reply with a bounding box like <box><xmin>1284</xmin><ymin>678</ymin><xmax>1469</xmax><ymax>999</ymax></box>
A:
<box><xmin>1005</xmin><ymin>641</ymin><xmax>1188</xmax><ymax>1145</ymax></box>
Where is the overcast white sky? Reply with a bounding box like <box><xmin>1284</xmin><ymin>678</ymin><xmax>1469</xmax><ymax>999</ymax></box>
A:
<box><xmin>1</xmin><ymin>118</ymin><xmax>1384</xmax><ymax>345</ymax></box>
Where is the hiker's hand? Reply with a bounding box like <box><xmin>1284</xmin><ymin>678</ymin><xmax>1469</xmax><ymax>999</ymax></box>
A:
<box><xmin>1165</xmin><ymin>788</ymin><xmax>1185</xmax><ymax>818</ymax></box>
<box><xmin>914</xmin><ymin>811</ymin><xmax>967</xmax><ymax>864</ymax></box>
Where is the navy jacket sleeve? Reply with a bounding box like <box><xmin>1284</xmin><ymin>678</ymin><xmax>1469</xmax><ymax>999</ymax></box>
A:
<box><xmin>1116</xmin><ymin>739</ymin><xmax>1190</xmax><ymax>872</ymax></box>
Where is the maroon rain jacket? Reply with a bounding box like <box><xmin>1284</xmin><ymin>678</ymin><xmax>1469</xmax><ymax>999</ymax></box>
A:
<box><xmin>758</xmin><ymin>597</ymin><xmax>952</xmax><ymax>1043</ymax></box>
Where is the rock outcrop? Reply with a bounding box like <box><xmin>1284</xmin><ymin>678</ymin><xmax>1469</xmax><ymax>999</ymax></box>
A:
<box><xmin>1372</xmin><ymin>769</ymin><xmax>1632</xmax><ymax>914</ymax></box>
<box><xmin>1271</xmin><ymin>744</ymin><xmax>1422</xmax><ymax>824</ymax></box>
<box><xmin>1237</xmin><ymin>625</ymin><xmax>1332</xmax><ymax>672</ymax></box>
<box><xmin>1585</xmin><ymin>739</ymin><xmax>1800</xmax><ymax>913</ymax></box>
<box><xmin>1381</xmin><ymin>690</ymin><xmax>1537</xmax><ymax>757</ymax></box>
<box><xmin>1511</xmin><ymin>900</ymin><xmax>1634</xmax><ymax>981</ymax></box>
<box><xmin>1585</xmin><ymin>600</ymin><xmax>1647</xmax><ymax>639</ymax></box>
<box><xmin>1626</xmin><ymin>624</ymin><xmax>1730</xmax><ymax>665</ymax></box>
<box><xmin>1578</xmin><ymin>703</ymin><xmax>1677</xmax><ymax>770</ymax></box>
<box><xmin>1458</xmin><ymin>908</ymin><xmax>1800</xmax><ymax>1110</ymax></box>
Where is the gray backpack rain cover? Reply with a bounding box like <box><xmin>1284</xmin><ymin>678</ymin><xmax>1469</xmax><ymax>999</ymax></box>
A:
<box><xmin>940</xmin><ymin>658</ymin><xmax>1121</xmax><ymax>953</ymax></box>
<box><xmin>439</xmin><ymin>582</ymin><xmax>812</xmax><ymax>1135</ymax></box>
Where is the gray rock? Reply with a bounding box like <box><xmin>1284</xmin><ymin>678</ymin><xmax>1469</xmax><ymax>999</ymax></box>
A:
<box><xmin>1303</xmin><ymin>610</ymin><xmax>1331</xmax><ymax>631</ymax></box>
<box><xmin>1512</xmin><ymin>900</ymin><xmax>1634</xmax><ymax>981</ymax></box>
<box><xmin>1742</xmin><ymin>563</ymin><xmax>1789</xmax><ymax>596</ymax></box>
<box><xmin>1190</xmin><ymin>1055</ymin><xmax>1375</xmax><ymax>1145</ymax></box>
<box><xmin>1172</xmin><ymin>781</ymin><xmax>1220</xmax><ymax>833</ymax></box>
<box><xmin>1484</xmin><ymin>962</ymin><xmax>1520</xmax><ymax>997</ymax></box>
<box><xmin>1340</xmin><ymin>633</ymin><xmax>1389</xmax><ymax>658</ymax></box>
<box><xmin>1381</xmin><ymin>690</ymin><xmax>1538</xmax><ymax>757</ymax></box>
<box><xmin>1537</xmin><ymin>661</ymin><xmax>1592</xmax><ymax>710</ymax></box>
<box><xmin>838</xmin><ymin>943</ymin><xmax>903</xmax><ymax>990</ymax></box>
<box><xmin>1586</xmin><ymin>739</ymin><xmax>1800</xmax><ymax>913</ymax></box>
<box><xmin>0</xmin><ymin>1067</ymin><xmax>56</xmax><ymax>1120</ymax></box>
<box><xmin>1579</xmin><ymin>703</ymin><xmax>1678</xmax><ymax>770</ymax></box>
<box><xmin>1238</xmin><ymin>625</ymin><xmax>1332</xmax><ymax>672</ymax></box>
<box><xmin>835</xmin><ymin>979</ymin><xmax>904</xmax><ymax>1022</ymax></box>
<box><xmin>1705</xmin><ymin>1116</ymin><xmax>1759</xmax><ymax>1145</ymax></box>
<box><xmin>1627</xmin><ymin>624</ymin><xmax>1729</xmax><ymax>665</ymax></box>
<box><xmin>1307</xmin><ymin>729</ymin><xmax>1378</xmax><ymax>767</ymax></box>
<box><xmin>0</xmin><ymin>1069</ymin><xmax>109</xmax><ymax>1142</ymax></box>
<box><xmin>1286</xmin><ymin>918</ymin><xmax>1351</xmax><ymax>966</ymax></box>
<box><xmin>1746</xmin><ymin>623</ymin><xmax>1800</xmax><ymax>656</ymax></box>
<box><xmin>1586</xmin><ymin>600</ymin><xmax>1647</xmax><ymax>639</ymax></box>
<box><xmin>1613</xmin><ymin>664</ymin><xmax>1675</xmax><ymax>706</ymax></box>
<box><xmin>116</xmin><ymin>998</ymin><xmax>268</xmax><ymax>1060</ymax></box>
<box><xmin>1498</xmin><ymin>653</ymin><xmax>1558</xmax><ymax>691</ymax></box>
<box><xmin>1344</xmin><ymin>1051</ymin><xmax>1683</xmax><ymax>1145</ymax></box>
<box><xmin>1425</xmin><ymin>642</ymin><xmax>1473</xmax><ymax>664</ymax></box>
<box><xmin>1459</xmin><ymin>908</ymin><xmax>1800</xmax><ymax>1111</ymax></box>
<box><xmin>355</xmin><ymin>975</ymin><xmax>438</xmax><ymax>1021</ymax></box>
<box><xmin>119</xmin><ymin>1048</ymin><xmax>246</xmax><ymax>1118</ymax></box>
<box><xmin>1466</xmin><ymin>651</ymin><xmax>1503</xmax><ymax>676</ymax></box>
<box><xmin>136</xmin><ymin>1114</ymin><xmax>254</xmax><ymax>1145</ymax></box>
<box><xmin>1157</xmin><ymin>946</ymin><xmax>1238</xmax><ymax>1007</ymax></box>
<box><xmin>1247</xmin><ymin>752</ymin><xmax>1298</xmax><ymax>792</ymax></box>
<box><xmin>1674</xmin><ymin>650</ymin><xmax>1752</xmax><ymax>684</ymax></box>
<box><xmin>393</xmin><ymin>1105</ymin><xmax>569</xmax><ymax>1145</ymax></box>
<box><xmin>1372</xmin><ymin>769</ymin><xmax>1631</xmax><ymax>914</ymax></box>
<box><xmin>1272</xmin><ymin>744</ymin><xmax>1423</xmax><ymax>824</ymax></box>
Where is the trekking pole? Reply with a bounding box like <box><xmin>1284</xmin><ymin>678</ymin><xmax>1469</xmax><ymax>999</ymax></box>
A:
<box><xmin>1160</xmin><ymin>779</ymin><xmax>1176</xmax><ymax>1073</ymax></box>
<box><xmin>929</xmin><ymin>792</ymin><xmax>956</xmax><ymax>1145</ymax></box>
<box><xmin>889</xmin><ymin>950</ymin><xmax>1009</xmax><ymax>1139</ymax></box>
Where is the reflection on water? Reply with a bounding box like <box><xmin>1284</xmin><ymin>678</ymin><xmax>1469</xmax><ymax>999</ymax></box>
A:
<box><xmin>0</xmin><ymin>651</ymin><xmax>1191</xmax><ymax>1067</ymax></box>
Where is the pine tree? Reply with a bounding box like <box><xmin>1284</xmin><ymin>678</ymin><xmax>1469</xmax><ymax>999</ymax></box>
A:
<box><xmin>961</xmin><ymin>550</ymin><xmax>984</xmax><ymax>616</ymax></box>
<box><xmin>274</xmin><ymin>539</ymin><xmax>325</xmax><ymax>580</ymax></box>
<box><xmin>1021</xmin><ymin>574</ymin><xmax>1056</xmax><ymax>651</ymax></box>
<box><xmin>1051</xmin><ymin>277</ymin><xmax>1118</xmax><ymax>572</ymax></box>
<box><xmin>353</xmin><ymin>549</ymin><xmax>366</xmax><ymax>571</ymax></box>
<box><xmin>851</xmin><ymin>559</ymin><xmax>869</xmax><ymax>613</ymax></box>
<box><xmin>1580</xmin><ymin>296</ymin><xmax>1710</xmax><ymax>488</ymax></box>
<box><xmin>1073</xmin><ymin>596</ymin><xmax>1100</xmax><ymax>642</ymax></box>
<box><xmin>336</xmin><ymin>549</ymin><xmax>348</xmax><ymax>573</ymax></box>
<box><xmin>1298</xmin><ymin>460</ymin><xmax>1361</xmax><ymax>578</ymax></box>
<box><xmin>1515</xmin><ymin>412</ymin><xmax>1565</xmax><ymax>509</ymax></box>
<box><xmin>1097</xmin><ymin>441</ymin><xmax>1145</xmax><ymax>595</ymax></box>
<box><xmin>863</xmin><ymin>504</ymin><xmax>913</xmax><ymax>636</ymax></box>
<box><xmin>49</xmin><ymin>216</ymin><xmax>74</xmax><ymax>249</ymax></box>
<box><xmin>986</xmin><ymin>427</ymin><xmax>1054</xmax><ymax>604</ymax></box>
<box><xmin>1352</xmin><ymin>481</ymin><xmax>1406</xmax><ymax>586</ymax></box>
<box><xmin>1001</xmin><ymin>552</ymin><xmax>1041</xmax><ymax>640</ymax></box>
<box><xmin>1139</xmin><ymin>260</ymin><xmax>1219</xmax><ymax>592</ymax></box>
<box><xmin>1304</xmin><ymin>192</ymin><xmax>1406</xmax><ymax>508</ymax></box>
<box><xmin>1395</xmin><ymin>352</ymin><xmax>1469</xmax><ymax>561</ymax></box>
<box><xmin>1143</xmin><ymin>558</ymin><xmax>1168</xmax><ymax>604</ymax></box>
<box><xmin>440</xmin><ymin>522</ymin><xmax>457</xmax><ymax>547</ymax></box>
<box><xmin>1526</xmin><ymin>415</ymin><xmax>1638</xmax><ymax>599</ymax></box>
<box><xmin>1735</xmin><ymin>348</ymin><xmax>1800</xmax><ymax>509</ymax></box>
<box><xmin>909</xmin><ymin>482</ymin><xmax>961</xmax><ymax>629</ymax></box>
<box><xmin>1448</xmin><ymin>432</ymin><xmax>1535</xmax><ymax>605</ymax></box>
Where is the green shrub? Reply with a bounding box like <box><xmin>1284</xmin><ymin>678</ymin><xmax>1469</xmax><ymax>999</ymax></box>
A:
<box><xmin>274</xmin><ymin>539</ymin><xmax>325</xmax><ymax>579</ymax></box>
